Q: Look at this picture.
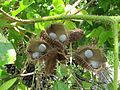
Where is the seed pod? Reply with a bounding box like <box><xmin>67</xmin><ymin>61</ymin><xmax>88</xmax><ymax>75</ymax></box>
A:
<box><xmin>39</xmin><ymin>48</ymin><xmax>58</xmax><ymax>75</ymax></box>
<box><xmin>27</xmin><ymin>39</ymin><xmax>50</xmax><ymax>60</ymax></box>
<box><xmin>74</xmin><ymin>46</ymin><xmax>107</xmax><ymax>71</ymax></box>
<box><xmin>68</xmin><ymin>29</ymin><xmax>84</xmax><ymax>43</ymax></box>
<box><xmin>46</xmin><ymin>24</ymin><xmax>68</xmax><ymax>42</ymax></box>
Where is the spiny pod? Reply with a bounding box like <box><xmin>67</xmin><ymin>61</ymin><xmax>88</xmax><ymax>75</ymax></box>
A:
<box><xmin>68</xmin><ymin>29</ymin><xmax>84</xmax><ymax>43</ymax></box>
<box><xmin>40</xmin><ymin>30</ymin><xmax>65</xmax><ymax>51</ymax></box>
<box><xmin>46</xmin><ymin>24</ymin><xmax>68</xmax><ymax>43</ymax></box>
<box><xmin>27</xmin><ymin>39</ymin><xmax>59</xmax><ymax>75</ymax></box>
<box><xmin>40</xmin><ymin>25</ymin><xmax>67</xmax><ymax>60</ymax></box>
<box><xmin>27</xmin><ymin>39</ymin><xmax>50</xmax><ymax>61</ymax></box>
<box><xmin>73</xmin><ymin>46</ymin><xmax>107</xmax><ymax>71</ymax></box>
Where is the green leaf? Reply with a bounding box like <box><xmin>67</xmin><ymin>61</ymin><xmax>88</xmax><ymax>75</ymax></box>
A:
<box><xmin>98</xmin><ymin>0</ymin><xmax>110</xmax><ymax>11</ymax></box>
<box><xmin>107</xmin><ymin>30</ymin><xmax>114</xmax><ymax>38</ymax></box>
<box><xmin>0</xmin><ymin>20</ymin><xmax>7</xmax><ymax>27</ymax></box>
<box><xmin>35</xmin><ymin>23</ymin><xmax>45</xmax><ymax>37</ymax></box>
<box><xmin>82</xmin><ymin>81</ymin><xmax>91</xmax><ymax>90</ymax></box>
<box><xmin>98</xmin><ymin>31</ymin><xmax>109</xmax><ymax>45</ymax></box>
<box><xmin>82</xmin><ymin>71</ymin><xmax>91</xmax><ymax>79</ymax></box>
<box><xmin>23</xmin><ymin>0</ymin><xmax>34</xmax><ymax>5</ymax></box>
<box><xmin>54</xmin><ymin>5</ymin><xmax>65</xmax><ymax>14</ymax></box>
<box><xmin>0</xmin><ymin>69</ymin><xmax>8</xmax><ymax>78</ymax></box>
<box><xmin>64</xmin><ymin>21</ymin><xmax>76</xmax><ymax>30</ymax></box>
<box><xmin>53</xmin><ymin>81</ymin><xmax>69</xmax><ymax>90</ymax></box>
<box><xmin>56</xmin><ymin>64</ymin><xmax>68</xmax><ymax>78</ymax></box>
<box><xmin>12</xmin><ymin>0</ymin><xmax>34</xmax><ymax>16</ymax></box>
<box><xmin>107</xmin><ymin>83</ymin><xmax>113</xmax><ymax>90</ymax></box>
<box><xmin>86</xmin><ymin>26</ymin><xmax>104</xmax><ymax>38</ymax></box>
<box><xmin>26</xmin><ymin>12</ymin><xmax>35</xmax><ymax>19</ymax></box>
<box><xmin>52</xmin><ymin>0</ymin><xmax>65</xmax><ymax>8</ymax></box>
<box><xmin>52</xmin><ymin>0</ymin><xmax>65</xmax><ymax>14</ymax></box>
<box><xmin>17</xmin><ymin>80</ymin><xmax>27</xmax><ymax>90</ymax></box>
<box><xmin>0</xmin><ymin>78</ymin><xmax>17</xmax><ymax>90</ymax></box>
<box><xmin>0</xmin><ymin>33</ymin><xmax>16</xmax><ymax>66</ymax></box>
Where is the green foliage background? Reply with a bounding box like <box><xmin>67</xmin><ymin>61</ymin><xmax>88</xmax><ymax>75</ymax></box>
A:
<box><xmin>0</xmin><ymin>0</ymin><xmax>120</xmax><ymax>90</ymax></box>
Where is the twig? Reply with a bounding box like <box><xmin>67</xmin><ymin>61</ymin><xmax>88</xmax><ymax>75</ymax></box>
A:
<box><xmin>13</xmin><ymin>26</ymin><xmax>31</xmax><ymax>40</ymax></box>
<box><xmin>0</xmin><ymin>72</ymin><xmax>34</xmax><ymax>80</ymax></box>
<box><xmin>20</xmin><ymin>72</ymin><xmax>34</xmax><ymax>77</ymax></box>
<box><xmin>0</xmin><ymin>8</ymin><xmax>20</xmax><ymax>21</ymax></box>
<box><xmin>66</xmin><ymin>0</ymin><xmax>81</xmax><ymax>14</ymax></box>
<box><xmin>0</xmin><ymin>8</ymin><xmax>33</xmax><ymax>23</ymax></box>
<box><xmin>74</xmin><ymin>0</ymin><xmax>96</xmax><ymax>14</ymax></box>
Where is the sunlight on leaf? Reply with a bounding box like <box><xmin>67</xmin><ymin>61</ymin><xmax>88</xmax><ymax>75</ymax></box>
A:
<box><xmin>82</xmin><ymin>81</ymin><xmax>92</xmax><ymax>90</ymax></box>
<box><xmin>12</xmin><ymin>0</ymin><xmax>34</xmax><ymax>16</ymax></box>
<box><xmin>64</xmin><ymin>21</ymin><xmax>76</xmax><ymax>30</ymax></box>
<box><xmin>86</xmin><ymin>26</ymin><xmax>104</xmax><ymax>38</ymax></box>
<box><xmin>0</xmin><ymin>69</ymin><xmax>8</xmax><ymax>78</ymax></box>
<box><xmin>17</xmin><ymin>80</ymin><xmax>27</xmax><ymax>90</ymax></box>
<box><xmin>0</xmin><ymin>33</ymin><xmax>16</xmax><ymax>66</ymax></box>
<box><xmin>52</xmin><ymin>0</ymin><xmax>65</xmax><ymax>14</ymax></box>
<box><xmin>0</xmin><ymin>78</ymin><xmax>17</xmax><ymax>90</ymax></box>
<box><xmin>56</xmin><ymin>64</ymin><xmax>68</xmax><ymax>78</ymax></box>
<box><xmin>53</xmin><ymin>81</ymin><xmax>69</xmax><ymax>90</ymax></box>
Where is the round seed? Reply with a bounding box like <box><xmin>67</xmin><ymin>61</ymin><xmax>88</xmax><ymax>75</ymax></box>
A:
<box><xmin>49</xmin><ymin>32</ymin><xmax>57</xmax><ymax>40</ymax></box>
<box><xmin>84</xmin><ymin>49</ymin><xmax>93</xmax><ymax>58</ymax></box>
<box><xmin>32</xmin><ymin>52</ymin><xmax>40</xmax><ymax>59</ymax></box>
<box><xmin>59</xmin><ymin>34</ymin><xmax>67</xmax><ymax>42</ymax></box>
<box><xmin>90</xmin><ymin>61</ymin><xmax>99</xmax><ymax>69</ymax></box>
<box><xmin>38</xmin><ymin>44</ymin><xmax>47</xmax><ymax>52</ymax></box>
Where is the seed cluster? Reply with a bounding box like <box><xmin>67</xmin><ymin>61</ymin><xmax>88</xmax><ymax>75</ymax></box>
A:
<box><xmin>24</xmin><ymin>24</ymin><xmax>108</xmax><ymax>88</ymax></box>
<box><xmin>27</xmin><ymin>24</ymin><xmax>107</xmax><ymax>75</ymax></box>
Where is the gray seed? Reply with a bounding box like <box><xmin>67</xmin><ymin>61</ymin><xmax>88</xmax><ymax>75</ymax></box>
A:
<box><xmin>32</xmin><ymin>52</ymin><xmax>40</xmax><ymax>59</ymax></box>
<box><xmin>90</xmin><ymin>61</ymin><xmax>99</xmax><ymax>69</ymax></box>
<box><xmin>84</xmin><ymin>49</ymin><xmax>93</xmax><ymax>58</ymax></box>
<box><xmin>38</xmin><ymin>44</ymin><xmax>47</xmax><ymax>52</ymax></box>
<box><xmin>59</xmin><ymin>34</ymin><xmax>67</xmax><ymax>42</ymax></box>
<box><xmin>49</xmin><ymin>32</ymin><xmax>57</xmax><ymax>40</ymax></box>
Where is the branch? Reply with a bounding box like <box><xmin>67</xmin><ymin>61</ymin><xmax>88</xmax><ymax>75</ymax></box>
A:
<box><xmin>20</xmin><ymin>72</ymin><xmax>34</xmax><ymax>77</ymax></box>
<box><xmin>0</xmin><ymin>8</ymin><xmax>20</xmax><ymax>21</ymax></box>
<box><xmin>0</xmin><ymin>72</ymin><xmax>34</xmax><ymax>80</ymax></box>
<box><xmin>1</xmin><ymin>8</ymin><xmax>120</xmax><ymax>24</ymax></box>
<box><xmin>0</xmin><ymin>8</ymin><xmax>32</xmax><ymax>23</ymax></box>
<box><xmin>112</xmin><ymin>20</ymin><xmax>119</xmax><ymax>90</ymax></box>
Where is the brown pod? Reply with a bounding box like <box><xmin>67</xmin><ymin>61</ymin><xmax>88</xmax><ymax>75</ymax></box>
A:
<box><xmin>40</xmin><ymin>30</ymin><xmax>53</xmax><ymax>45</ymax></box>
<box><xmin>46</xmin><ymin>24</ymin><xmax>68</xmax><ymax>43</ymax></box>
<box><xmin>27</xmin><ymin>39</ymin><xmax>58</xmax><ymax>74</ymax></box>
<box><xmin>74</xmin><ymin>46</ymin><xmax>107</xmax><ymax>71</ymax></box>
<box><xmin>40</xmin><ymin>29</ymin><xmax>67</xmax><ymax>61</ymax></box>
<box><xmin>40</xmin><ymin>30</ymin><xmax>65</xmax><ymax>50</ymax></box>
<box><xmin>27</xmin><ymin>39</ymin><xmax>51</xmax><ymax>60</ymax></box>
<box><xmin>41</xmin><ymin>48</ymin><xmax>58</xmax><ymax>75</ymax></box>
<box><xmin>68</xmin><ymin>29</ymin><xmax>84</xmax><ymax>43</ymax></box>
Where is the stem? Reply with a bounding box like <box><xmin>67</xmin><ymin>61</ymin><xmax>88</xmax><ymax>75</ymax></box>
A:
<box><xmin>1</xmin><ymin>8</ymin><xmax>120</xmax><ymax>24</ymax></box>
<box><xmin>112</xmin><ymin>19</ymin><xmax>119</xmax><ymax>90</ymax></box>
